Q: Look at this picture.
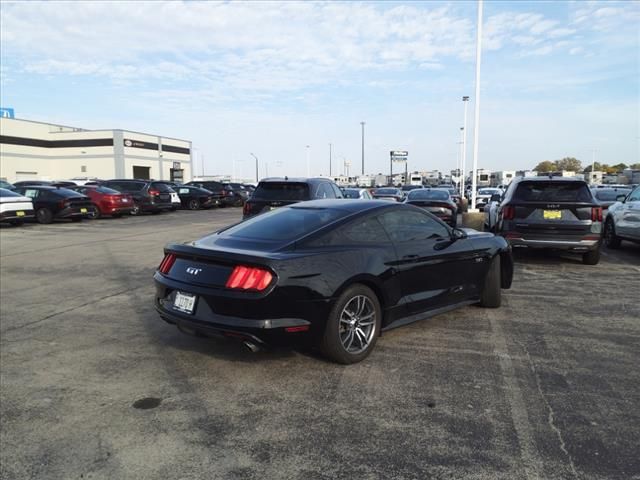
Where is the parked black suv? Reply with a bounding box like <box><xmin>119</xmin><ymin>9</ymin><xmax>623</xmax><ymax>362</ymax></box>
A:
<box><xmin>242</xmin><ymin>177</ymin><xmax>343</xmax><ymax>219</ymax></box>
<box><xmin>185</xmin><ymin>181</ymin><xmax>233</xmax><ymax>207</ymax></box>
<box><xmin>101</xmin><ymin>180</ymin><xmax>174</xmax><ymax>215</ymax></box>
<box><xmin>12</xmin><ymin>185</ymin><xmax>94</xmax><ymax>224</ymax></box>
<box><xmin>494</xmin><ymin>176</ymin><xmax>602</xmax><ymax>264</ymax></box>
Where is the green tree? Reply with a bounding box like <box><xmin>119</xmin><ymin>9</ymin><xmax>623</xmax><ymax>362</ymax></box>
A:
<box><xmin>533</xmin><ymin>160</ymin><xmax>556</xmax><ymax>172</ymax></box>
<box><xmin>611</xmin><ymin>163</ymin><xmax>627</xmax><ymax>172</ymax></box>
<box><xmin>629</xmin><ymin>163</ymin><xmax>640</xmax><ymax>170</ymax></box>
<box><xmin>556</xmin><ymin>157</ymin><xmax>582</xmax><ymax>172</ymax></box>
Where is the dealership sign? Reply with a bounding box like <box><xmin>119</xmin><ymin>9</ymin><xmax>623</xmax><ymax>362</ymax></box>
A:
<box><xmin>0</xmin><ymin>107</ymin><xmax>15</xmax><ymax>119</ymax></box>
<box><xmin>390</xmin><ymin>150</ymin><xmax>408</xmax><ymax>162</ymax></box>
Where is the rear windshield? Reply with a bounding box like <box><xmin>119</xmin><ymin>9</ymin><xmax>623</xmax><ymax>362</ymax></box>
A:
<box><xmin>513</xmin><ymin>182</ymin><xmax>593</xmax><ymax>202</ymax></box>
<box><xmin>53</xmin><ymin>188</ymin><xmax>86</xmax><ymax>198</ymax></box>
<box><xmin>342</xmin><ymin>189</ymin><xmax>361</xmax><ymax>199</ymax></box>
<box><xmin>221</xmin><ymin>206</ymin><xmax>345</xmax><ymax>241</ymax></box>
<box><xmin>151</xmin><ymin>182</ymin><xmax>174</xmax><ymax>193</ymax></box>
<box><xmin>408</xmin><ymin>189</ymin><xmax>449</xmax><ymax>200</ymax></box>
<box><xmin>375</xmin><ymin>188</ymin><xmax>398</xmax><ymax>195</ymax></box>
<box><xmin>0</xmin><ymin>188</ymin><xmax>21</xmax><ymax>197</ymax></box>
<box><xmin>252</xmin><ymin>182</ymin><xmax>310</xmax><ymax>201</ymax></box>
<box><xmin>95</xmin><ymin>186</ymin><xmax>120</xmax><ymax>194</ymax></box>
<box><xmin>594</xmin><ymin>189</ymin><xmax>630</xmax><ymax>201</ymax></box>
<box><xmin>106</xmin><ymin>181</ymin><xmax>145</xmax><ymax>192</ymax></box>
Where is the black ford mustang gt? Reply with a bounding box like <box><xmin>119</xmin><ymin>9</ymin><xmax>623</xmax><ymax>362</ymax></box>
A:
<box><xmin>154</xmin><ymin>200</ymin><xmax>513</xmax><ymax>364</ymax></box>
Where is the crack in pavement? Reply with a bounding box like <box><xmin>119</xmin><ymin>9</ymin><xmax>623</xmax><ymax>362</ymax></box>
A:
<box><xmin>1</xmin><ymin>286</ymin><xmax>149</xmax><ymax>335</ymax></box>
<box><xmin>516</xmin><ymin>339</ymin><xmax>579</xmax><ymax>479</ymax></box>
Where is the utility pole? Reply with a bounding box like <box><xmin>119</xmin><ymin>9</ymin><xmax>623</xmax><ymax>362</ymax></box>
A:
<box><xmin>462</xmin><ymin>96</ymin><xmax>469</xmax><ymax>195</ymax></box>
<box><xmin>250</xmin><ymin>153</ymin><xmax>258</xmax><ymax>182</ymax></box>
<box><xmin>470</xmin><ymin>0</ymin><xmax>483</xmax><ymax>211</ymax></box>
<box><xmin>329</xmin><ymin>143</ymin><xmax>332</xmax><ymax>177</ymax></box>
<box><xmin>360</xmin><ymin>121</ymin><xmax>365</xmax><ymax>175</ymax></box>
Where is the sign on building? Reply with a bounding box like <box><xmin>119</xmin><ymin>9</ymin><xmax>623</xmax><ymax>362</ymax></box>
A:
<box><xmin>0</xmin><ymin>107</ymin><xmax>15</xmax><ymax>119</ymax></box>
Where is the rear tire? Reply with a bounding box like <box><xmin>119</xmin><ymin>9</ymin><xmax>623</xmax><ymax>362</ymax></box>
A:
<box><xmin>36</xmin><ymin>208</ymin><xmax>53</xmax><ymax>224</ymax></box>
<box><xmin>480</xmin><ymin>256</ymin><xmax>501</xmax><ymax>308</ymax></box>
<box><xmin>582</xmin><ymin>247</ymin><xmax>601</xmax><ymax>265</ymax></box>
<box><xmin>188</xmin><ymin>199</ymin><xmax>200</xmax><ymax>210</ymax></box>
<box><xmin>130</xmin><ymin>203</ymin><xmax>141</xmax><ymax>216</ymax></box>
<box><xmin>604</xmin><ymin>218</ymin><xmax>621</xmax><ymax>249</ymax></box>
<box><xmin>320</xmin><ymin>284</ymin><xmax>381</xmax><ymax>364</ymax></box>
<box><xmin>89</xmin><ymin>205</ymin><xmax>101</xmax><ymax>219</ymax></box>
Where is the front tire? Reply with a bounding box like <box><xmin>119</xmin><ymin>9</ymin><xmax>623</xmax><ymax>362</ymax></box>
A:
<box><xmin>582</xmin><ymin>247</ymin><xmax>601</xmax><ymax>265</ymax></box>
<box><xmin>480</xmin><ymin>256</ymin><xmax>501</xmax><ymax>308</ymax></box>
<box><xmin>36</xmin><ymin>208</ymin><xmax>53</xmax><ymax>224</ymax></box>
<box><xmin>320</xmin><ymin>284</ymin><xmax>381</xmax><ymax>364</ymax></box>
<box><xmin>188</xmin><ymin>199</ymin><xmax>200</xmax><ymax>210</ymax></box>
<box><xmin>89</xmin><ymin>205</ymin><xmax>101</xmax><ymax>219</ymax></box>
<box><xmin>604</xmin><ymin>218</ymin><xmax>621</xmax><ymax>249</ymax></box>
<box><xmin>130</xmin><ymin>203</ymin><xmax>141</xmax><ymax>216</ymax></box>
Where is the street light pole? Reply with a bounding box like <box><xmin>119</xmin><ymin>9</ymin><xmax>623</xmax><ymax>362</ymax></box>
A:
<box><xmin>591</xmin><ymin>148</ymin><xmax>597</xmax><ymax>184</ymax></box>
<box><xmin>461</xmin><ymin>96</ymin><xmax>469</xmax><ymax>195</ymax></box>
<box><xmin>360</xmin><ymin>121</ymin><xmax>366</xmax><ymax>175</ymax></box>
<box><xmin>470</xmin><ymin>0</ymin><xmax>483</xmax><ymax>211</ymax></box>
<box><xmin>250</xmin><ymin>153</ymin><xmax>258</xmax><ymax>182</ymax></box>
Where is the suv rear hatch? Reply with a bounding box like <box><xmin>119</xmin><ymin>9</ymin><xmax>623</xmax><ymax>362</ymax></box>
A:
<box><xmin>502</xmin><ymin>181</ymin><xmax>601</xmax><ymax>241</ymax></box>
<box><xmin>149</xmin><ymin>182</ymin><xmax>173</xmax><ymax>206</ymax></box>
<box><xmin>243</xmin><ymin>182</ymin><xmax>310</xmax><ymax>218</ymax></box>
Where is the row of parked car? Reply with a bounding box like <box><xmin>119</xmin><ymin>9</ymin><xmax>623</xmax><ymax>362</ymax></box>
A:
<box><xmin>0</xmin><ymin>178</ymin><xmax>255</xmax><ymax>225</ymax></box>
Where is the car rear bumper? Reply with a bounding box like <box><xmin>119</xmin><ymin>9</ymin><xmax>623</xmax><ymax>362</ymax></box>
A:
<box><xmin>102</xmin><ymin>205</ymin><xmax>134</xmax><ymax>215</ymax></box>
<box><xmin>144</xmin><ymin>202</ymin><xmax>173</xmax><ymax>212</ymax></box>
<box><xmin>0</xmin><ymin>209</ymin><xmax>35</xmax><ymax>221</ymax></box>
<box><xmin>503</xmin><ymin>234</ymin><xmax>600</xmax><ymax>251</ymax></box>
<box><xmin>154</xmin><ymin>274</ymin><xmax>317</xmax><ymax>347</ymax></box>
<box><xmin>56</xmin><ymin>206</ymin><xmax>93</xmax><ymax>218</ymax></box>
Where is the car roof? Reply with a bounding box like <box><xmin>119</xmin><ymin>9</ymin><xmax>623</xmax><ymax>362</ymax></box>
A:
<box><xmin>259</xmin><ymin>177</ymin><xmax>334</xmax><ymax>184</ymax></box>
<box><xmin>515</xmin><ymin>176</ymin><xmax>586</xmax><ymax>183</ymax></box>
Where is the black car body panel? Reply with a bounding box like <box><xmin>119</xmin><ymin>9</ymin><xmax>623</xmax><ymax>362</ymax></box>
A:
<box><xmin>186</xmin><ymin>181</ymin><xmax>232</xmax><ymax>206</ymax></box>
<box><xmin>102</xmin><ymin>180</ymin><xmax>173</xmax><ymax>213</ymax></box>
<box><xmin>154</xmin><ymin>200</ymin><xmax>512</xmax><ymax>350</ymax></box>
<box><xmin>242</xmin><ymin>177</ymin><xmax>343</xmax><ymax>219</ymax></box>
<box><xmin>405</xmin><ymin>189</ymin><xmax>458</xmax><ymax>226</ymax></box>
<box><xmin>174</xmin><ymin>185</ymin><xmax>219</xmax><ymax>209</ymax></box>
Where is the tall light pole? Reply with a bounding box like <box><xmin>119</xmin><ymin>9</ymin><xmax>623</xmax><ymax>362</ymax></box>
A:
<box><xmin>470</xmin><ymin>0</ymin><xmax>483</xmax><ymax>211</ymax></box>
<box><xmin>461</xmin><ymin>96</ymin><xmax>469</xmax><ymax>195</ymax></box>
<box><xmin>591</xmin><ymin>148</ymin><xmax>597</xmax><ymax>184</ymax></box>
<box><xmin>306</xmin><ymin>145</ymin><xmax>310</xmax><ymax>177</ymax></box>
<box><xmin>329</xmin><ymin>143</ymin><xmax>332</xmax><ymax>177</ymax></box>
<box><xmin>360</xmin><ymin>121</ymin><xmax>365</xmax><ymax>175</ymax></box>
<box><xmin>250</xmin><ymin>153</ymin><xmax>258</xmax><ymax>182</ymax></box>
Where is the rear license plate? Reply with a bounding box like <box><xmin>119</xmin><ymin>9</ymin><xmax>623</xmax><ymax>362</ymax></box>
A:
<box><xmin>543</xmin><ymin>210</ymin><xmax>561</xmax><ymax>220</ymax></box>
<box><xmin>80</xmin><ymin>208</ymin><xmax>88</xmax><ymax>213</ymax></box>
<box><xmin>16</xmin><ymin>211</ymin><xmax>25</xmax><ymax>217</ymax></box>
<box><xmin>173</xmin><ymin>291</ymin><xmax>197</xmax><ymax>314</ymax></box>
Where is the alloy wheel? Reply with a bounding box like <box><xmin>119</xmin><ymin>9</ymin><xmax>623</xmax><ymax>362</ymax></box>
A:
<box><xmin>339</xmin><ymin>295</ymin><xmax>376</xmax><ymax>354</ymax></box>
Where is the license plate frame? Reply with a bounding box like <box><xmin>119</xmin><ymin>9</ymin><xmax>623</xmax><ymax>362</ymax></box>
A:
<box><xmin>173</xmin><ymin>291</ymin><xmax>197</xmax><ymax>314</ymax></box>
<box><xmin>543</xmin><ymin>210</ymin><xmax>562</xmax><ymax>220</ymax></box>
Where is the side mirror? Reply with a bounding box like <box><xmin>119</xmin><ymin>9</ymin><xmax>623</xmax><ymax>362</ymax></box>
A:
<box><xmin>452</xmin><ymin>228</ymin><xmax>467</xmax><ymax>240</ymax></box>
<box><xmin>490</xmin><ymin>194</ymin><xmax>501</xmax><ymax>202</ymax></box>
<box><xmin>616</xmin><ymin>194</ymin><xmax>626</xmax><ymax>202</ymax></box>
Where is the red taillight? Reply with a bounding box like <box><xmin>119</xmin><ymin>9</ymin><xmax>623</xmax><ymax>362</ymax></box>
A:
<box><xmin>502</xmin><ymin>206</ymin><xmax>515</xmax><ymax>220</ymax></box>
<box><xmin>149</xmin><ymin>189</ymin><xmax>160</xmax><ymax>196</ymax></box>
<box><xmin>158</xmin><ymin>253</ymin><xmax>176</xmax><ymax>274</ymax></box>
<box><xmin>225</xmin><ymin>265</ymin><xmax>273</xmax><ymax>291</ymax></box>
<box><xmin>242</xmin><ymin>203</ymin><xmax>250</xmax><ymax>215</ymax></box>
<box><xmin>591</xmin><ymin>207</ymin><xmax>602</xmax><ymax>222</ymax></box>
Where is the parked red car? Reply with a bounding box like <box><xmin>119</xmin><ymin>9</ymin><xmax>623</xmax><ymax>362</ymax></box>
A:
<box><xmin>71</xmin><ymin>185</ymin><xmax>134</xmax><ymax>218</ymax></box>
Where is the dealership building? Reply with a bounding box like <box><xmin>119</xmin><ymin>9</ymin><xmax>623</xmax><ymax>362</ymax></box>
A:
<box><xmin>0</xmin><ymin>117</ymin><xmax>192</xmax><ymax>183</ymax></box>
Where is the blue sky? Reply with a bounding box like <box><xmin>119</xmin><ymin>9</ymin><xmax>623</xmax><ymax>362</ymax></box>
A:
<box><xmin>1</xmin><ymin>0</ymin><xmax>638</xmax><ymax>179</ymax></box>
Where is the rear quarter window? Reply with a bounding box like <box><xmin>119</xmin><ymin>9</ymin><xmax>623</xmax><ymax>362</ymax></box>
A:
<box><xmin>514</xmin><ymin>182</ymin><xmax>593</xmax><ymax>202</ymax></box>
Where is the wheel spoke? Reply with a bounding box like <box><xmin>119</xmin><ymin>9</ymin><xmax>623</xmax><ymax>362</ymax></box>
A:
<box><xmin>358</xmin><ymin>320</ymin><xmax>374</xmax><ymax>327</ymax></box>
<box><xmin>343</xmin><ymin>330</ymin><xmax>354</xmax><ymax>350</ymax></box>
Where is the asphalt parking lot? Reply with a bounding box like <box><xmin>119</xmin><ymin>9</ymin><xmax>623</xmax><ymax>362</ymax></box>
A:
<box><xmin>1</xmin><ymin>210</ymin><xmax>639</xmax><ymax>480</ymax></box>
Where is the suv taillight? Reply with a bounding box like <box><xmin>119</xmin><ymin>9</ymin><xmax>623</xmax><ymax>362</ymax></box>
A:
<box><xmin>502</xmin><ymin>206</ymin><xmax>515</xmax><ymax>220</ymax></box>
<box><xmin>149</xmin><ymin>189</ymin><xmax>160</xmax><ymax>196</ymax></box>
<box><xmin>158</xmin><ymin>253</ymin><xmax>176</xmax><ymax>274</ymax></box>
<box><xmin>591</xmin><ymin>207</ymin><xmax>602</xmax><ymax>222</ymax></box>
<box><xmin>225</xmin><ymin>266</ymin><xmax>273</xmax><ymax>291</ymax></box>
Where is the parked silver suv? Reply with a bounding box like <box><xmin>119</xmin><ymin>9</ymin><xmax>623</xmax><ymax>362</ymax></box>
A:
<box><xmin>603</xmin><ymin>185</ymin><xmax>640</xmax><ymax>248</ymax></box>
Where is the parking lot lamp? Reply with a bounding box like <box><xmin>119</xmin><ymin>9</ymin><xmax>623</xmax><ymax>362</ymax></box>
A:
<box><xmin>250</xmin><ymin>153</ymin><xmax>259</xmax><ymax>182</ymax></box>
<box><xmin>470</xmin><ymin>0</ymin><xmax>483</xmax><ymax>211</ymax></box>
<box><xmin>462</xmin><ymin>96</ymin><xmax>469</xmax><ymax>195</ymax></box>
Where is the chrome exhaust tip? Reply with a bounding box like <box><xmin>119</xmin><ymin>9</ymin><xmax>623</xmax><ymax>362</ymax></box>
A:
<box><xmin>243</xmin><ymin>341</ymin><xmax>260</xmax><ymax>353</ymax></box>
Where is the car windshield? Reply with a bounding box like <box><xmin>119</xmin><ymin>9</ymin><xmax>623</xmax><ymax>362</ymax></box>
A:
<box><xmin>252</xmin><ymin>182</ymin><xmax>309</xmax><ymax>201</ymax></box>
<box><xmin>106</xmin><ymin>181</ymin><xmax>145</xmax><ymax>192</ymax></box>
<box><xmin>408</xmin><ymin>189</ymin><xmax>449</xmax><ymax>200</ymax></box>
<box><xmin>594</xmin><ymin>189</ymin><xmax>630</xmax><ymax>201</ymax></box>
<box><xmin>375</xmin><ymin>188</ymin><xmax>398</xmax><ymax>195</ymax></box>
<box><xmin>342</xmin><ymin>189</ymin><xmax>361</xmax><ymax>198</ymax></box>
<box><xmin>513</xmin><ymin>182</ymin><xmax>593</xmax><ymax>202</ymax></box>
<box><xmin>151</xmin><ymin>182</ymin><xmax>174</xmax><ymax>193</ymax></box>
<box><xmin>220</xmin><ymin>206</ymin><xmax>346</xmax><ymax>241</ymax></box>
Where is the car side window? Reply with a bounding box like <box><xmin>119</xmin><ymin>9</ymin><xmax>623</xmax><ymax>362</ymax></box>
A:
<box><xmin>308</xmin><ymin>215</ymin><xmax>390</xmax><ymax>246</ymax></box>
<box><xmin>315</xmin><ymin>183</ymin><xmax>334</xmax><ymax>199</ymax></box>
<box><xmin>179</xmin><ymin>188</ymin><xmax>190</xmax><ymax>194</ymax></box>
<box><xmin>378</xmin><ymin>209</ymin><xmax>450</xmax><ymax>243</ymax></box>
<box><xmin>23</xmin><ymin>189</ymin><xmax>39</xmax><ymax>198</ymax></box>
<box><xmin>330</xmin><ymin>183</ymin><xmax>343</xmax><ymax>198</ymax></box>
